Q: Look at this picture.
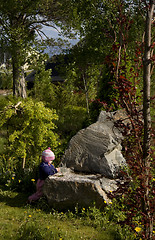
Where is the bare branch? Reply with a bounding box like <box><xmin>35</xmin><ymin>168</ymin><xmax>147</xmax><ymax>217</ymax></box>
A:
<box><xmin>35</xmin><ymin>28</ymin><xmax>49</xmax><ymax>40</ymax></box>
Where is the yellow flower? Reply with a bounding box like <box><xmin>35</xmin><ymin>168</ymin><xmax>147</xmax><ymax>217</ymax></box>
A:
<box><xmin>28</xmin><ymin>215</ymin><xmax>32</xmax><ymax>218</ymax></box>
<box><xmin>104</xmin><ymin>200</ymin><xmax>107</xmax><ymax>204</ymax></box>
<box><xmin>83</xmin><ymin>208</ymin><xmax>85</xmax><ymax>211</ymax></box>
<box><xmin>109</xmin><ymin>201</ymin><xmax>112</xmax><ymax>204</ymax></box>
<box><xmin>18</xmin><ymin>180</ymin><xmax>21</xmax><ymax>183</ymax></box>
<box><xmin>135</xmin><ymin>227</ymin><xmax>142</xmax><ymax>233</ymax></box>
<box><xmin>46</xmin><ymin>226</ymin><xmax>50</xmax><ymax>229</ymax></box>
<box><xmin>153</xmin><ymin>178</ymin><xmax>155</xmax><ymax>181</ymax></box>
<box><xmin>59</xmin><ymin>238</ymin><xmax>62</xmax><ymax>240</ymax></box>
<box><xmin>31</xmin><ymin>179</ymin><xmax>35</xmax><ymax>182</ymax></box>
<box><xmin>153</xmin><ymin>231</ymin><xmax>155</xmax><ymax>234</ymax></box>
<box><xmin>61</xmin><ymin>212</ymin><xmax>64</xmax><ymax>215</ymax></box>
<box><xmin>12</xmin><ymin>177</ymin><xmax>14</xmax><ymax>180</ymax></box>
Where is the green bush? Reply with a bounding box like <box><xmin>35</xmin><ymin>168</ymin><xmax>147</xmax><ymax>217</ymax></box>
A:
<box><xmin>29</xmin><ymin>66</ymin><xmax>88</xmax><ymax>138</ymax></box>
<box><xmin>0</xmin><ymin>97</ymin><xmax>59</xmax><ymax>190</ymax></box>
<box><xmin>57</xmin><ymin>105</ymin><xmax>87</xmax><ymax>136</ymax></box>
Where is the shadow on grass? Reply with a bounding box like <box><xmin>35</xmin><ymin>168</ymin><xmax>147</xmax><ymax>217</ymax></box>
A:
<box><xmin>0</xmin><ymin>184</ymin><xmax>30</xmax><ymax>208</ymax></box>
<box><xmin>0</xmin><ymin>184</ymin><xmax>50</xmax><ymax>212</ymax></box>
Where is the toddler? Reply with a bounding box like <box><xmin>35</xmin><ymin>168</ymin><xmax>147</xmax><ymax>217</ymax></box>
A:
<box><xmin>28</xmin><ymin>147</ymin><xmax>59</xmax><ymax>203</ymax></box>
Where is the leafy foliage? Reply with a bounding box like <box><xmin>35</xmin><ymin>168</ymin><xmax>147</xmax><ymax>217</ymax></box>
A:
<box><xmin>28</xmin><ymin>55</ymin><xmax>88</xmax><ymax>138</ymax></box>
<box><xmin>0</xmin><ymin>0</ymin><xmax>75</xmax><ymax>97</ymax></box>
<box><xmin>99</xmin><ymin>2</ymin><xmax>155</xmax><ymax>239</ymax></box>
<box><xmin>0</xmin><ymin>97</ymin><xmax>59</xmax><ymax>189</ymax></box>
<box><xmin>0</xmin><ymin>0</ymin><xmax>154</xmax><ymax>239</ymax></box>
<box><xmin>0</xmin><ymin>71</ymin><xmax>13</xmax><ymax>90</ymax></box>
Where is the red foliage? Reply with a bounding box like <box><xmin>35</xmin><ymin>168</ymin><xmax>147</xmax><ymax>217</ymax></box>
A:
<box><xmin>103</xmin><ymin>9</ymin><xmax>154</xmax><ymax>239</ymax></box>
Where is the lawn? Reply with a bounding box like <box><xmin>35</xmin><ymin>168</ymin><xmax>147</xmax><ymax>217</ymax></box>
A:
<box><xmin>0</xmin><ymin>185</ymin><xmax>123</xmax><ymax>240</ymax></box>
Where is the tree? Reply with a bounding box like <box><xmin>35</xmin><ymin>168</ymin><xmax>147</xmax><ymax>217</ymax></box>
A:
<box><xmin>102</xmin><ymin>1</ymin><xmax>154</xmax><ymax>238</ymax></box>
<box><xmin>103</xmin><ymin>1</ymin><xmax>154</xmax><ymax>239</ymax></box>
<box><xmin>142</xmin><ymin>1</ymin><xmax>154</xmax><ymax>238</ymax></box>
<box><xmin>66</xmin><ymin>0</ymin><xmax>146</xmax><ymax>116</ymax></box>
<box><xmin>0</xmin><ymin>0</ymin><xmax>72</xmax><ymax>98</ymax></box>
<box><xmin>66</xmin><ymin>43</ymin><xmax>102</xmax><ymax>117</ymax></box>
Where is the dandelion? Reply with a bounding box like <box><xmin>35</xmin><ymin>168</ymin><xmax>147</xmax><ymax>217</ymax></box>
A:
<box><xmin>46</xmin><ymin>226</ymin><xmax>50</xmax><ymax>229</ymax></box>
<box><xmin>153</xmin><ymin>178</ymin><xmax>155</xmax><ymax>181</ymax></box>
<box><xmin>28</xmin><ymin>215</ymin><xmax>32</xmax><ymax>218</ymax></box>
<box><xmin>59</xmin><ymin>238</ymin><xmax>63</xmax><ymax>240</ymax></box>
<box><xmin>18</xmin><ymin>180</ymin><xmax>21</xmax><ymax>183</ymax></box>
<box><xmin>153</xmin><ymin>231</ymin><xmax>155</xmax><ymax>234</ymax></box>
<box><xmin>135</xmin><ymin>227</ymin><xmax>142</xmax><ymax>233</ymax></box>
<box><xmin>12</xmin><ymin>177</ymin><xmax>14</xmax><ymax>180</ymax></box>
<box><xmin>31</xmin><ymin>179</ymin><xmax>35</xmax><ymax>182</ymax></box>
<box><xmin>109</xmin><ymin>201</ymin><xmax>112</xmax><ymax>204</ymax></box>
<box><xmin>61</xmin><ymin>212</ymin><xmax>64</xmax><ymax>215</ymax></box>
<box><xmin>83</xmin><ymin>208</ymin><xmax>85</xmax><ymax>211</ymax></box>
<box><xmin>104</xmin><ymin>200</ymin><xmax>106</xmax><ymax>204</ymax></box>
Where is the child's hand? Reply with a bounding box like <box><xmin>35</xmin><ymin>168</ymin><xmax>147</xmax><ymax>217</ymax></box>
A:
<box><xmin>56</xmin><ymin>168</ymin><xmax>60</xmax><ymax>172</ymax></box>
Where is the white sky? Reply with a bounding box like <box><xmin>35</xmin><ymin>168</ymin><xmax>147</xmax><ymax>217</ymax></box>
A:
<box><xmin>41</xmin><ymin>26</ymin><xmax>60</xmax><ymax>39</ymax></box>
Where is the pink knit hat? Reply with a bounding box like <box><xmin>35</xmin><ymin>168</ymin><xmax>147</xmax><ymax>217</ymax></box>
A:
<box><xmin>42</xmin><ymin>147</ymin><xmax>55</xmax><ymax>163</ymax></box>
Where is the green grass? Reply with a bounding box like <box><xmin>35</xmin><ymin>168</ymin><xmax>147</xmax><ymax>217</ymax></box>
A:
<box><xmin>0</xmin><ymin>185</ymin><xmax>124</xmax><ymax>240</ymax></box>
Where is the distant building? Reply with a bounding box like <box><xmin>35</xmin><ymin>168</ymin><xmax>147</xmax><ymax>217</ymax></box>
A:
<box><xmin>0</xmin><ymin>47</ymin><xmax>11</xmax><ymax>70</ymax></box>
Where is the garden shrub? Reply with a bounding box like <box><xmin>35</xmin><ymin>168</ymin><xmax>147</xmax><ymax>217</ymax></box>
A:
<box><xmin>0</xmin><ymin>96</ymin><xmax>59</xmax><ymax>191</ymax></box>
<box><xmin>29</xmin><ymin>66</ymin><xmax>88</xmax><ymax>138</ymax></box>
<box><xmin>57</xmin><ymin>105</ymin><xmax>87</xmax><ymax>137</ymax></box>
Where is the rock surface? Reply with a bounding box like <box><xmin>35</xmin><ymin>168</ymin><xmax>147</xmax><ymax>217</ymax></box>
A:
<box><xmin>61</xmin><ymin>111</ymin><xmax>126</xmax><ymax>179</ymax></box>
<box><xmin>43</xmin><ymin>111</ymin><xmax>127</xmax><ymax>209</ymax></box>
<box><xmin>43</xmin><ymin>168</ymin><xmax>119</xmax><ymax>209</ymax></box>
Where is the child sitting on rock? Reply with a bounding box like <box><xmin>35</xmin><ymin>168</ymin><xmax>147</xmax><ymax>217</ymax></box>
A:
<box><xmin>28</xmin><ymin>147</ymin><xmax>59</xmax><ymax>203</ymax></box>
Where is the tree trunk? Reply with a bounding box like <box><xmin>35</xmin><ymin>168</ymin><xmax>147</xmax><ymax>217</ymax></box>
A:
<box><xmin>82</xmin><ymin>73</ymin><xmax>90</xmax><ymax>117</ymax></box>
<box><xmin>142</xmin><ymin>1</ymin><xmax>154</xmax><ymax>239</ymax></box>
<box><xmin>12</xmin><ymin>54</ymin><xmax>27</xmax><ymax>99</ymax></box>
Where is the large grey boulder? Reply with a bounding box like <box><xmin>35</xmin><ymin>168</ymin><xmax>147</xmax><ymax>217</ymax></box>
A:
<box><xmin>61</xmin><ymin>111</ymin><xmax>126</xmax><ymax>179</ymax></box>
<box><xmin>43</xmin><ymin>111</ymin><xmax>127</xmax><ymax>209</ymax></box>
<box><xmin>43</xmin><ymin>168</ymin><xmax>119</xmax><ymax>210</ymax></box>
